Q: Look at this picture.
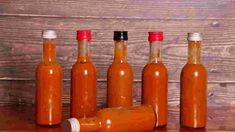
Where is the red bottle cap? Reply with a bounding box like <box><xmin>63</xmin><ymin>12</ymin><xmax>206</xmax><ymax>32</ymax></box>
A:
<box><xmin>77</xmin><ymin>30</ymin><xmax>92</xmax><ymax>41</ymax></box>
<box><xmin>148</xmin><ymin>32</ymin><xmax>163</xmax><ymax>42</ymax></box>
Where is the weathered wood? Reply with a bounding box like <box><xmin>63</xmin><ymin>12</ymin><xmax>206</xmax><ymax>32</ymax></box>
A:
<box><xmin>1</xmin><ymin>80</ymin><xmax>235</xmax><ymax>108</ymax></box>
<box><xmin>0</xmin><ymin>0</ymin><xmax>234</xmax><ymax>19</ymax></box>
<box><xmin>0</xmin><ymin>105</ymin><xmax>234</xmax><ymax>131</ymax></box>
<box><xmin>0</xmin><ymin>0</ymin><xmax>234</xmax><ymax>130</ymax></box>
<box><xmin>0</xmin><ymin>16</ymin><xmax>235</xmax><ymax>81</ymax></box>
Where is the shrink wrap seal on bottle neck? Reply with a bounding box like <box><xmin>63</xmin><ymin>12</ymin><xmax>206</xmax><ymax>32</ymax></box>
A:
<box><xmin>42</xmin><ymin>30</ymin><xmax>57</xmax><ymax>39</ymax></box>
<box><xmin>187</xmin><ymin>32</ymin><xmax>202</xmax><ymax>41</ymax></box>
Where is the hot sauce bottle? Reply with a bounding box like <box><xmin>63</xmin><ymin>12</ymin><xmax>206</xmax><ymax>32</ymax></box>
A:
<box><xmin>63</xmin><ymin>105</ymin><xmax>156</xmax><ymax>131</ymax></box>
<box><xmin>36</xmin><ymin>30</ymin><xmax>63</xmax><ymax>125</ymax></box>
<box><xmin>180</xmin><ymin>33</ymin><xmax>207</xmax><ymax>128</ymax></box>
<box><xmin>142</xmin><ymin>32</ymin><xmax>168</xmax><ymax>127</ymax></box>
<box><xmin>71</xmin><ymin>30</ymin><xmax>97</xmax><ymax>119</ymax></box>
<box><xmin>107</xmin><ymin>31</ymin><xmax>133</xmax><ymax>107</ymax></box>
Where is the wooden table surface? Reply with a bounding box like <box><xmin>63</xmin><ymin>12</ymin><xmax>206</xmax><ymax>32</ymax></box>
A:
<box><xmin>0</xmin><ymin>105</ymin><xmax>234</xmax><ymax>132</ymax></box>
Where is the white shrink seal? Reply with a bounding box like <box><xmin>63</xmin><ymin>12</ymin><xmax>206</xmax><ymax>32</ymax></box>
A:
<box><xmin>42</xmin><ymin>30</ymin><xmax>57</xmax><ymax>39</ymax></box>
<box><xmin>62</xmin><ymin>118</ymin><xmax>80</xmax><ymax>132</ymax></box>
<box><xmin>187</xmin><ymin>32</ymin><xmax>202</xmax><ymax>41</ymax></box>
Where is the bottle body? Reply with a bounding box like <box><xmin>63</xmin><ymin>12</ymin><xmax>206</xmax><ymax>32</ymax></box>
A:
<box><xmin>71</xmin><ymin>62</ymin><xmax>96</xmax><ymax>118</ymax></box>
<box><xmin>107</xmin><ymin>35</ymin><xmax>133</xmax><ymax>107</ymax></box>
<box><xmin>64</xmin><ymin>105</ymin><xmax>156</xmax><ymax>132</ymax></box>
<box><xmin>180</xmin><ymin>33</ymin><xmax>207</xmax><ymax>128</ymax></box>
<box><xmin>71</xmin><ymin>31</ymin><xmax>97</xmax><ymax>118</ymax></box>
<box><xmin>36</xmin><ymin>38</ymin><xmax>62</xmax><ymax>125</ymax></box>
<box><xmin>180</xmin><ymin>63</ymin><xmax>207</xmax><ymax>128</ymax></box>
<box><xmin>107</xmin><ymin>63</ymin><xmax>133</xmax><ymax>107</ymax></box>
<box><xmin>142</xmin><ymin>32</ymin><xmax>168</xmax><ymax>127</ymax></box>
<box><xmin>96</xmin><ymin>105</ymin><xmax>155</xmax><ymax>131</ymax></box>
<box><xmin>142</xmin><ymin>63</ymin><xmax>168</xmax><ymax>127</ymax></box>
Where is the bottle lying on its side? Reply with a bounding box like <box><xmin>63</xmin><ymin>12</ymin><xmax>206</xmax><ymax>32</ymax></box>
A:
<box><xmin>63</xmin><ymin>105</ymin><xmax>157</xmax><ymax>131</ymax></box>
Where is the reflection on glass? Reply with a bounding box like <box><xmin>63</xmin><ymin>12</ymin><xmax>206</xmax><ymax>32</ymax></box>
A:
<box><xmin>180</xmin><ymin>127</ymin><xmax>206</xmax><ymax>132</ymax></box>
<box><xmin>150</xmin><ymin>127</ymin><xmax>167</xmax><ymax>132</ymax></box>
<box><xmin>35</xmin><ymin>125</ymin><xmax>62</xmax><ymax>132</ymax></box>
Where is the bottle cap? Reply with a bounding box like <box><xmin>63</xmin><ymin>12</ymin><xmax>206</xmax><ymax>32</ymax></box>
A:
<box><xmin>62</xmin><ymin>118</ymin><xmax>80</xmax><ymax>132</ymax></box>
<box><xmin>42</xmin><ymin>30</ymin><xmax>57</xmax><ymax>39</ymax></box>
<box><xmin>148</xmin><ymin>32</ymin><xmax>163</xmax><ymax>42</ymax></box>
<box><xmin>187</xmin><ymin>33</ymin><xmax>202</xmax><ymax>41</ymax></box>
<box><xmin>77</xmin><ymin>30</ymin><xmax>92</xmax><ymax>41</ymax></box>
<box><xmin>113</xmin><ymin>31</ymin><xmax>128</xmax><ymax>41</ymax></box>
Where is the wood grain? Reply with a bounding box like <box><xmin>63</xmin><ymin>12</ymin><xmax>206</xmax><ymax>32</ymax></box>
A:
<box><xmin>0</xmin><ymin>0</ymin><xmax>234</xmax><ymax>19</ymax></box>
<box><xmin>0</xmin><ymin>16</ymin><xmax>235</xmax><ymax>82</ymax></box>
<box><xmin>1</xmin><ymin>80</ymin><xmax>235</xmax><ymax>108</ymax></box>
<box><xmin>0</xmin><ymin>1</ymin><xmax>234</xmax><ymax>130</ymax></box>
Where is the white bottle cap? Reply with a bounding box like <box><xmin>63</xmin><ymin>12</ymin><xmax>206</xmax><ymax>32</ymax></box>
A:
<box><xmin>62</xmin><ymin>118</ymin><xmax>80</xmax><ymax>132</ymax></box>
<box><xmin>42</xmin><ymin>30</ymin><xmax>57</xmax><ymax>39</ymax></box>
<box><xmin>187</xmin><ymin>32</ymin><xmax>202</xmax><ymax>41</ymax></box>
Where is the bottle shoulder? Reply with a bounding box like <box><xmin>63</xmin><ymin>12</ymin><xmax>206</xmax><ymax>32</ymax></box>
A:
<box><xmin>143</xmin><ymin>63</ymin><xmax>167</xmax><ymax>73</ymax></box>
<box><xmin>181</xmin><ymin>63</ymin><xmax>207</xmax><ymax>76</ymax></box>
<box><xmin>107</xmin><ymin>63</ymin><xmax>133</xmax><ymax>78</ymax></box>
<box><xmin>109</xmin><ymin>63</ymin><xmax>132</xmax><ymax>69</ymax></box>
<box><xmin>36</xmin><ymin>63</ymin><xmax>62</xmax><ymax>76</ymax></box>
<box><xmin>108</xmin><ymin>63</ymin><xmax>133</xmax><ymax>73</ymax></box>
<box><xmin>72</xmin><ymin>62</ymin><xmax>96</xmax><ymax>68</ymax></box>
<box><xmin>36</xmin><ymin>62</ymin><xmax>62</xmax><ymax>70</ymax></box>
<box><xmin>72</xmin><ymin>62</ymin><xmax>96</xmax><ymax>73</ymax></box>
<box><xmin>182</xmin><ymin>63</ymin><xmax>207</xmax><ymax>72</ymax></box>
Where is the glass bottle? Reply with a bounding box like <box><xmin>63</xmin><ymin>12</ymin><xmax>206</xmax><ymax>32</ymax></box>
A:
<box><xmin>71</xmin><ymin>30</ymin><xmax>96</xmax><ymax>118</ymax></box>
<box><xmin>142</xmin><ymin>32</ymin><xmax>168</xmax><ymax>127</ymax></box>
<box><xmin>36</xmin><ymin>30</ymin><xmax>62</xmax><ymax>125</ymax></box>
<box><xmin>107</xmin><ymin>31</ymin><xmax>133</xmax><ymax>107</ymax></box>
<box><xmin>180</xmin><ymin>33</ymin><xmax>207</xmax><ymax>128</ymax></box>
<box><xmin>63</xmin><ymin>105</ymin><xmax>156</xmax><ymax>131</ymax></box>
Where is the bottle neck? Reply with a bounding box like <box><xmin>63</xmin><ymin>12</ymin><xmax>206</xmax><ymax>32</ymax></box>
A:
<box><xmin>114</xmin><ymin>40</ymin><xmax>127</xmax><ymax>63</ymax></box>
<box><xmin>149</xmin><ymin>41</ymin><xmax>162</xmax><ymax>63</ymax></box>
<box><xmin>77</xmin><ymin>40</ymin><xmax>91</xmax><ymax>63</ymax></box>
<box><xmin>43</xmin><ymin>39</ymin><xmax>56</xmax><ymax>63</ymax></box>
<box><xmin>188</xmin><ymin>41</ymin><xmax>201</xmax><ymax>64</ymax></box>
<box><xmin>79</xmin><ymin>117</ymin><xmax>99</xmax><ymax>131</ymax></box>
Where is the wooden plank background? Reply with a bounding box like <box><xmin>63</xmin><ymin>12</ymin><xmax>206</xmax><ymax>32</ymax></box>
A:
<box><xmin>0</xmin><ymin>0</ymin><xmax>234</xmax><ymax>108</ymax></box>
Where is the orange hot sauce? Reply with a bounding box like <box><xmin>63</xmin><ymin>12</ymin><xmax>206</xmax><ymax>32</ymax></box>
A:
<box><xmin>63</xmin><ymin>105</ymin><xmax>156</xmax><ymax>131</ymax></box>
<box><xmin>107</xmin><ymin>31</ymin><xmax>133</xmax><ymax>107</ymax></box>
<box><xmin>180</xmin><ymin>33</ymin><xmax>207</xmax><ymax>128</ymax></box>
<box><xmin>71</xmin><ymin>30</ymin><xmax>96</xmax><ymax>119</ymax></box>
<box><xmin>36</xmin><ymin>30</ymin><xmax>63</xmax><ymax>125</ymax></box>
<box><xmin>142</xmin><ymin>32</ymin><xmax>168</xmax><ymax>127</ymax></box>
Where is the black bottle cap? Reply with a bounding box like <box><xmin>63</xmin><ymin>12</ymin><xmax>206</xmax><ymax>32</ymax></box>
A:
<box><xmin>113</xmin><ymin>31</ymin><xmax>128</xmax><ymax>41</ymax></box>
